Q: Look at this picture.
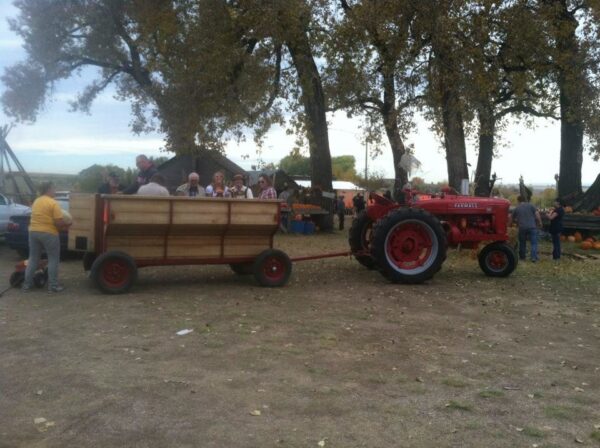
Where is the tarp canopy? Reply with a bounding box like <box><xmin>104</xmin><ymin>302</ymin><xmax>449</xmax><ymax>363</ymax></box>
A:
<box><xmin>296</xmin><ymin>180</ymin><xmax>363</xmax><ymax>191</ymax></box>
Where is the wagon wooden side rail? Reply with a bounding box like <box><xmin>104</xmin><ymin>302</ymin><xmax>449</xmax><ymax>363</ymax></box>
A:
<box><xmin>68</xmin><ymin>194</ymin><xmax>289</xmax><ymax>293</ymax></box>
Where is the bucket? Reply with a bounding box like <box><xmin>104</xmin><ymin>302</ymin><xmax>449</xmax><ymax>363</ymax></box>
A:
<box><xmin>291</xmin><ymin>220</ymin><xmax>305</xmax><ymax>234</ymax></box>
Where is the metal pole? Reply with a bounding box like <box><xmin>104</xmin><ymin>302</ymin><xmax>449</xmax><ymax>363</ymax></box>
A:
<box><xmin>364</xmin><ymin>141</ymin><xmax>368</xmax><ymax>183</ymax></box>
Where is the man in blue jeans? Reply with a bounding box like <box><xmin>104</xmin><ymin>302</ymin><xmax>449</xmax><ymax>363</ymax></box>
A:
<box><xmin>511</xmin><ymin>195</ymin><xmax>542</xmax><ymax>262</ymax></box>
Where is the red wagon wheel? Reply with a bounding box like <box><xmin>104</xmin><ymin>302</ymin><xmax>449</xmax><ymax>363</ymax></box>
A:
<box><xmin>253</xmin><ymin>249</ymin><xmax>292</xmax><ymax>287</ymax></box>
<box><xmin>90</xmin><ymin>251</ymin><xmax>138</xmax><ymax>294</ymax></box>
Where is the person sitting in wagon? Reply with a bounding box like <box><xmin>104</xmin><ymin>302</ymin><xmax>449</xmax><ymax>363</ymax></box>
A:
<box><xmin>205</xmin><ymin>171</ymin><xmax>231</xmax><ymax>197</ymax></box>
<box><xmin>230</xmin><ymin>174</ymin><xmax>253</xmax><ymax>199</ymax></box>
<box><xmin>137</xmin><ymin>174</ymin><xmax>170</xmax><ymax>196</ymax></box>
<box><xmin>176</xmin><ymin>172</ymin><xmax>205</xmax><ymax>197</ymax></box>
<box><xmin>257</xmin><ymin>174</ymin><xmax>277</xmax><ymax>200</ymax></box>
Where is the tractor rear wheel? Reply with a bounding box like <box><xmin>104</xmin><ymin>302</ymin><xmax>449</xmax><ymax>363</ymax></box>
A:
<box><xmin>478</xmin><ymin>242</ymin><xmax>517</xmax><ymax>277</ymax></box>
<box><xmin>348</xmin><ymin>210</ymin><xmax>377</xmax><ymax>269</ymax></box>
<box><xmin>90</xmin><ymin>251</ymin><xmax>137</xmax><ymax>294</ymax></box>
<box><xmin>370</xmin><ymin>208</ymin><xmax>447</xmax><ymax>284</ymax></box>
<box><xmin>253</xmin><ymin>249</ymin><xmax>292</xmax><ymax>287</ymax></box>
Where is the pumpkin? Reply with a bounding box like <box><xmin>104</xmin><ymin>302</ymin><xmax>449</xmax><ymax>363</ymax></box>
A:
<box><xmin>584</xmin><ymin>237</ymin><xmax>595</xmax><ymax>243</ymax></box>
<box><xmin>594</xmin><ymin>242</ymin><xmax>600</xmax><ymax>250</ymax></box>
<box><xmin>574</xmin><ymin>231</ymin><xmax>583</xmax><ymax>242</ymax></box>
<box><xmin>581</xmin><ymin>241</ymin><xmax>592</xmax><ymax>250</ymax></box>
<box><xmin>560</xmin><ymin>235</ymin><xmax>566</xmax><ymax>242</ymax></box>
<box><xmin>567</xmin><ymin>235</ymin><xmax>576</xmax><ymax>242</ymax></box>
<box><xmin>565</xmin><ymin>206</ymin><xmax>573</xmax><ymax>213</ymax></box>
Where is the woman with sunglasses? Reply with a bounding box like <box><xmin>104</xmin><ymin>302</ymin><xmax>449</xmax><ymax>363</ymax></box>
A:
<box><xmin>257</xmin><ymin>174</ymin><xmax>277</xmax><ymax>200</ymax></box>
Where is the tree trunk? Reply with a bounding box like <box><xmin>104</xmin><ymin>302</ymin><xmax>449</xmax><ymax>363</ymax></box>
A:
<box><xmin>441</xmin><ymin>88</ymin><xmax>469</xmax><ymax>192</ymax></box>
<box><xmin>381</xmin><ymin>70</ymin><xmax>409</xmax><ymax>200</ymax></box>
<box><xmin>286</xmin><ymin>33</ymin><xmax>333</xmax><ymax>230</ymax></box>
<box><xmin>286</xmin><ymin>37</ymin><xmax>333</xmax><ymax>193</ymax></box>
<box><xmin>555</xmin><ymin>3</ymin><xmax>584</xmax><ymax>199</ymax></box>
<box><xmin>474</xmin><ymin>106</ymin><xmax>495</xmax><ymax>197</ymax></box>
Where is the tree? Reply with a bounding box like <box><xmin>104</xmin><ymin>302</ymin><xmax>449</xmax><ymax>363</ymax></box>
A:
<box><xmin>2</xmin><ymin>0</ymin><xmax>282</xmax><ymax>151</ymax></box>
<box><xmin>279</xmin><ymin>153</ymin><xmax>311</xmax><ymax>176</ymax></box>
<box><xmin>540</xmin><ymin>0</ymin><xmax>599</xmax><ymax>199</ymax></box>
<box><xmin>329</xmin><ymin>0</ymin><xmax>425</xmax><ymax>198</ymax></box>
<box><xmin>331</xmin><ymin>155</ymin><xmax>357</xmax><ymax>181</ymax></box>
<box><xmin>77</xmin><ymin>164</ymin><xmax>128</xmax><ymax>193</ymax></box>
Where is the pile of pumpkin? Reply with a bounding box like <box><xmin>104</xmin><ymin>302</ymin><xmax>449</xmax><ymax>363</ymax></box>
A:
<box><xmin>561</xmin><ymin>232</ymin><xmax>600</xmax><ymax>250</ymax></box>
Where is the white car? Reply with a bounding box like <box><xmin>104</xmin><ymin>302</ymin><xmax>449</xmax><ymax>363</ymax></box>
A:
<box><xmin>0</xmin><ymin>193</ymin><xmax>31</xmax><ymax>235</ymax></box>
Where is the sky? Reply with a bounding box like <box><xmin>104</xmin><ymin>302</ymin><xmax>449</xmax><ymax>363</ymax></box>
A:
<box><xmin>0</xmin><ymin>2</ymin><xmax>598</xmax><ymax>186</ymax></box>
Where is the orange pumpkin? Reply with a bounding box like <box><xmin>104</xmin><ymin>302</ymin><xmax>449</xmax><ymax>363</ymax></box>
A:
<box><xmin>594</xmin><ymin>242</ymin><xmax>600</xmax><ymax>250</ymax></box>
<box><xmin>581</xmin><ymin>241</ymin><xmax>592</xmax><ymax>250</ymax></box>
<box><xmin>565</xmin><ymin>206</ymin><xmax>574</xmax><ymax>213</ymax></box>
<box><xmin>560</xmin><ymin>235</ymin><xmax>566</xmax><ymax>242</ymax></box>
<box><xmin>574</xmin><ymin>231</ymin><xmax>583</xmax><ymax>242</ymax></box>
<box><xmin>567</xmin><ymin>236</ymin><xmax>576</xmax><ymax>242</ymax></box>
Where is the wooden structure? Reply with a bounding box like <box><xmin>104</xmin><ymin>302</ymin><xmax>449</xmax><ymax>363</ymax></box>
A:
<box><xmin>0</xmin><ymin>126</ymin><xmax>37</xmax><ymax>205</ymax></box>
<box><xmin>69</xmin><ymin>194</ymin><xmax>291</xmax><ymax>293</ymax></box>
<box><xmin>157</xmin><ymin>152</ymin><xmax>246</xmax><ymax>193</ymax></box>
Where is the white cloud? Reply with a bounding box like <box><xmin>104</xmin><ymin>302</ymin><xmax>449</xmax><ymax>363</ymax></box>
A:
<box><xmin>11</xmin><ymin>137</ymin><xmax>166</xmax><ymax>156</ymax></box>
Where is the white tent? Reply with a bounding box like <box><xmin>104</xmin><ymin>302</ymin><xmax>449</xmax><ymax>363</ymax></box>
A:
<box><xmin>296</xmin><ymin>180</ymin><xmax>363</xmax><ymax>191</ymax></box>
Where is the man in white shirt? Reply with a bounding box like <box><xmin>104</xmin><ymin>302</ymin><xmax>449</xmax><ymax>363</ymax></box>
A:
<box><xmin>137</xmin><ymin>174</ymin><xmax>170</xmax><ymax>196</ymax></box>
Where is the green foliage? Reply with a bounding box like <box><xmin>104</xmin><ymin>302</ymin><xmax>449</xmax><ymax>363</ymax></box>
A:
<box><xmin>279</xmin><ymin>154</ymin><xmax>357</xmax><ymax>182</ymax></box>
<box><xmin>279</xmin><ymin>154</ymin><xmax>311</xmax><ymax>176</ymax></box>
<box><xmin>77</xmin><ymin>164</ymin><xmax>128</xmax><ymax>193</ymax></box>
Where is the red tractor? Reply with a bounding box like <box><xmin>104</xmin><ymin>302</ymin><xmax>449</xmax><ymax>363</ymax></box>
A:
<box><xmin>349</xmin><ymin>188</ymin><xmax>517</xmax><ymax>283</ymax></box>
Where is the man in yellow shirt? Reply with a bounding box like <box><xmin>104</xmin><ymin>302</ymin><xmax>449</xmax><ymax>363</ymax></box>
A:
<box><xmin>24</xmin><ymin>182</ymin><xmax>70</xmax><ymax>293</ymax></box>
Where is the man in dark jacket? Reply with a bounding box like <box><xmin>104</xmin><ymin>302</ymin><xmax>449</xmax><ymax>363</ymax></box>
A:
<box><xmin>123</xmin><ymin>154</ymin><xmax>158</xmax><ymax>194</ymax></box>
<box><xmin>336</xmin><ymin>195</ymin><xmax>346</xmax><ymax>230</ymax></box>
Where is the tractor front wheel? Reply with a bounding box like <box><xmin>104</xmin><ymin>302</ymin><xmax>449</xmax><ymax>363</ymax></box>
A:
<box><xmin>478</xmin><ymin>242</ymin><xmax>517</xmax><ymax>277</ymax></box>
<box><xmin>348</xmin><ymin>210</ymin><xmax>378</xmax><ymax>269</ymax></box>
<box><xmin>90</xmin><ymin>251</ymin><xmax>137</xmax><ymax>294</ymax></box>
<box><xmin>370</xmin><ymin>208</ymin><xmax>447</xmax><ymax>284</ymax></box>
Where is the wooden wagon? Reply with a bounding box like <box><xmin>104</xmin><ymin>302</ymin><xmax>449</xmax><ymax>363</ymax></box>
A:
<box><xmin>68</xmin><ymin>194</ymin><xmax>292</xmax><ymax>293</ymax></box>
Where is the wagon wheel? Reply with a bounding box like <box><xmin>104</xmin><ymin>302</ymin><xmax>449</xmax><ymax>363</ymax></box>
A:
<box><xmin>348</xmin><ymin>210</ymin><xmax>378</xmax><ymax>270</ymax></box>
<box><xmin>370</xmin><ymin>208</ymin><xmax>447</xmax><ymax>284</ymax></box>
<box><xmin>253</xmin><ymin>249</ymin><xmax>292</xmax><ymax>287</ymax></box>
<box><xmin>478</xmin><ymin>242</ymin><xmax>517</xmax><ymax>277</ymax></box>
<box><xmin>90</xmin><ymin>251</ymin><xmax>138</xmax><ymax>294</ymax></box>
<box><xmin>229</xmin><ymin>263</ymin><xmax>253</xmax><ymax>275</ymax></box>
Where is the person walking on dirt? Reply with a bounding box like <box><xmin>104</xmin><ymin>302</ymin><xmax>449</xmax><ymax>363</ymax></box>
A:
<box><xmin>337</xmin><ymin>195</ymin><xmax>346</xmax><ymax>230</ymax></box>
<box><xmin>548</xmin><ymin>198</ymin><xmax>565</xmax><ymax>260</ymax></box>
<box><xmin>353</xmin><ymin>193</ymin><xmax>365</xmax><ymax>215</ymax></box>
<box><xmin>511</xmin><ymin>195</ymin><xmax>542</xmax><ymax>262</ymax></box>
<box><xmin>23</xmin><ymin>182</ymin><xmax>71</xmax><ymax>293</ymax></box>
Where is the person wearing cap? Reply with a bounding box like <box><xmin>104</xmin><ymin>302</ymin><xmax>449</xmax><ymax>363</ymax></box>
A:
<box><xmin>98</xmin><ymin>171</ymin><xmax>125</xmax><ymax>194</ymax></box>
<box><xmin>205</xmin><ymin>171</ymin><xmax>231</xmax><ymax>197</ymax></box>
<box><xmin>176</xmin><ymin>172</ymin><xmax>206</xmax><ymax>197</ymax></box>
<box><xmin>230</xmin><ymin>174</ymin><xmax>253</xmax><ymax>199</ymax></box>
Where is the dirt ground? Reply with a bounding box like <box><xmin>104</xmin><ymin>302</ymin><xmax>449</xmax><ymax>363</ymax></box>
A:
<box><xmin>1</xmin><ymin>230</ymin><xmax>599</xmax><ymax>448</ymax></box>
